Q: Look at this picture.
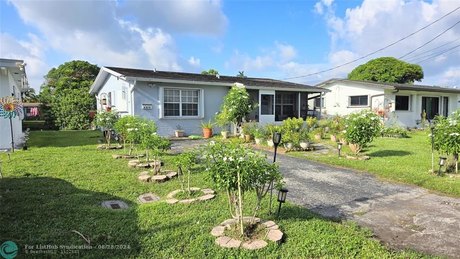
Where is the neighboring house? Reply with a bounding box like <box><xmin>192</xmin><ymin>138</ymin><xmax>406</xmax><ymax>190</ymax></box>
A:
<box><xmin>316</xmin><ymin>79</ymin><xmax>460</xmax><ymax>127</ymax></box>
<box><xmin>0</xmin><ymin>58</ymin><xmax>29</xmax><ymax>150</ymax></box>
<box><xmin>89</xmin><ymin>66</ymin><xmax>327</xmax><ymax>136</ymax></box>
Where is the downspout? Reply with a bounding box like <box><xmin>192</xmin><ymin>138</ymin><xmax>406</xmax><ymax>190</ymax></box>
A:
<box><xmin>129</xmin><ymin>80</ymin><xmax>136</xmax><ymax>116</ymax></box>
<box><xmin>370</xmin><ymin>93</ymin><xmax>385</xmax><ymax>110</ymax></box>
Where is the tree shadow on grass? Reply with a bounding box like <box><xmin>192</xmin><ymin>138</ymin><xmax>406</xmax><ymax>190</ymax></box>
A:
<box><xmin>0</xmin><ymin>177</ymin><xmax>140</xmax><ymax>258</ymax></box>
<box><xmin>28</xmin><ymin>131</ymin><xmax>103</xmax><ymax>148</ymax></box>
<box><xmin>367</xmin><ymin>150</ymin><xmax>412</xmax><ymax>157</ymax></box>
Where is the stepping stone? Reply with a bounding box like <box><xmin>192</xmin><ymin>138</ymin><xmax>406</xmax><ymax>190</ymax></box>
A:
<box><xmin>139</xmin><ymin>171</ymin><xmax>149</xmax><ymax>175</ymax></box>
<box><xmin>138</xmin><ymin>193</ymin><xmax>160</xmax><ymax>203</ymax></box>
<box><xmin>101</xmin><ymin>200</ymin><xmax>129</xmax><ymax>210</ymax></box>
<box><xmin>242</xmin><ymin>216</ymin><xmax>261</xmax><ymax>223</ymax></box>
<box><xmin>121</xmin><ymin>155</ymin><xmax>136</xmax><ymax>159</ymax></box>
<box><xmin>166</xmin><ymin>199</ymin><xmax>178</xmax><ymax>204</ymax></box>
<box><xmin>198</xmin><ymin>194</ymin><xmax>216</xmax><ymax>201</ymax></box>
<box><xmin>266</xmin><ymin>229</ymin><xmax>283</xmax><ymax>243</ymax></box>
<box><xmin>151</xmin><ymin>175</ymin><xmax>168</xmax><ymax>182</ymax></box>
<box><xmin>201</xmin><ymin>188</ymin><xmax>215</xmax><ymax>195</ymax></box>
<box><xmin>220</xmin><ymin>218</ymin><xmax>237</xmax><ymax>226</ymax></box>
<box><xmin>189</xmin><ymin>187</ymin><xmax>200</xmax><ymax>191</ymax></box>
<box><xmin>215</xmin><ymin>236</ymin><xmax>241</xmax><ymax>248</ymax></box>
<box><xmin>112</xmin><ymin>154</ymin><xmax>122</xmax><ymax>159</ymax></box>
<box><xmin>167</xmin><ymin>190</ymin><xmax>182</xmax><ymax>199</ymax></box>
<box><xmin>136</xmin><ymin>163</ymin><xmax>151</xmax><ymax>168</ymax></box>
<box><xmin>241</xmin><ymin>240</ymin><xmax>267</xmax><ymax>250</ymax></box>
<box><xmin>262</xmin><ymin>221</ymin><xmax>276</xmax><ymax>228</ymax></box>
<box><xmin>267</xmin><ymin>224</ymin><xmax>279</xmax><ymax>230</ymax></box>
<box><xmin>178</xmin><ymin>198</ymin><xmax>197</xmax><ymax>204</ymax></box>
<box><xmin>165</xmin><ymin>171</ymin><xmax>178</xmax><ymax>178</ymax></box>
<box><xmin>138</xmin><ymin>174</ymin><xmax>151</xmax><ymax>182</ymax></box>
<box><xmin>215</xmin><ymin>236</ymin><xmax>231</xmax><ymax>247</ymax></box>
<box><xmin>210</xmin><ymin>226</ymin><xmax>225</xmax><ymax>237</ymax></box>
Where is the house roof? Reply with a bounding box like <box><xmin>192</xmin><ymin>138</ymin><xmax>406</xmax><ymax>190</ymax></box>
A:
<box><xmin>0</xmin><ymin>58</ymin><xmax>29</xmax><ymax>91</ymax></box>
<box><xmin>316</xmin><ymin>78</ymin><xmax>460</xmax><ymax>94</ymax></box>
<box><xmin>89</xmin><ymin>66</ymin><xmax>327</xmax><ymax>94</ymax></box>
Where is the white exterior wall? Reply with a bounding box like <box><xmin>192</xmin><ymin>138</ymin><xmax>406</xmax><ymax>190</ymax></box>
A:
<box><xmin>323</xmin><ymin>83</ymin><xmax>385</xmax><ymax>117</ymax></box>
<box><xmin>95</xmin><ymin>75</ymin><xmax>130</xmax><ymax>114</ymax></box>
<box><xmin>0</xmin><ymin>68</ymin><xmax>23</xmax><ymax>150</ymax></box>
<box><xmin>385</xmin><ymin>90</ymin><xmax>460</xmax><ymax>127</ymax></box>
<box><xmin>133</xmin><ymin>81</ymin><xmax>229</xmax><ymax>136</ymax></box>
<box><xmin>322</xmin><ymin>81</ymin><xmax>460</xmax><ymax>128</ymax></box>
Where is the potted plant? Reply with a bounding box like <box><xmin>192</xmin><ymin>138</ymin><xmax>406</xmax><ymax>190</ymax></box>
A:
<box><xmin>241</xmin><ymin>123</ymin><xmax>255</xmax><ymax>142</ymax></box>
<box><xmin>282</xmin><ymin>131</ymin><xmax>295</xmax><ymax>151</ymax></box>
<box><xmin>299</xmin><ymin>129</ymin><xmax>311</xmax><ymax>150</ymax></box>
<box><xmin>312</xmin><ymin>127</ymin><xmax>323</xmax><ymax>140</ymax></box>
<box><xmin>253</xmin><ymin>127</ymin><xmax>265</xmax><ymax>145</ymax></box>
<box><xmin>201</xmin><ymin>120</ymin><xmax>214</xmax><ymax>139</ymax></box>
<box><xmin>175</xmin><ymin>125</ymin><xmax>185</xmax><ymax>138</ymax></box>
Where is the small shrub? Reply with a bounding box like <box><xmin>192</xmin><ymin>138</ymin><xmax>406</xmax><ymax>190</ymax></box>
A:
<box><xmin>344</xmin><ymin>110</ymin><xmax>382</xmax><ymax>155</ymax></box>
<box><xmin>381</xmin><ymin>126</ymin><xmax>409</xmax><ymax>138</ymax></box>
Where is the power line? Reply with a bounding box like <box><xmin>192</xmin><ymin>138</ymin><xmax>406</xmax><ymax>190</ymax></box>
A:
<box><xmin>414</xmin><ymin>43</ymin><xmax>460</xmax><ymax>64</ymax></box>
<box><xmin>399</xmin><ymin>19</ymin><xmax>460</xmax><ymax>59</ymax></box>
<box><xmin>283</xmin><ymin>6</ymin><xmax>460</xmax><ymax>80</ymax></box>
<box><xmin>404</xmin><ymin>37</ymin><xmax>460</xmax><ymax>62</ymax></box>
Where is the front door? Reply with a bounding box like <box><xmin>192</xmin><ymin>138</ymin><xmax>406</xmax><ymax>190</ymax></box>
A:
<box><xmin>422</xmin><ymin>97</ymin><xmax>439</xmax><ymax>120</ymax></box>
<box><xmin>259</xmin><ymin>90</ymin><xmax>275</xmax><ymax>124</ymax></box>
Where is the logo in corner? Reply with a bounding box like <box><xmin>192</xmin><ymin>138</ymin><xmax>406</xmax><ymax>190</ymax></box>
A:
<box><xmin>0</xmin><ymin>241</ymin><xmax>18</xmax><ymax>259</ymax></box>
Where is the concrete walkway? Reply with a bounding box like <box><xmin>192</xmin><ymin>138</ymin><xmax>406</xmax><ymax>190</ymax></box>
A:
<box><xmin>274</xmin><ymin>152</ymin><xmax>460</xmax><ymax>258</ymax></box>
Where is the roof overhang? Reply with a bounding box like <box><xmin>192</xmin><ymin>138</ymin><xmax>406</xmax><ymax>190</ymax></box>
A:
<box><xmin>0</xmin><ymin>58</ymin><xmax>29</xmax><ymax>91</ymax></box>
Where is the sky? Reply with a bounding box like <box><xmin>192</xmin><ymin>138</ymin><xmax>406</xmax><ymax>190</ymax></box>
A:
<box><xmin>1</xmin><ymin>0</ymin><xmax>459</xmax><ymax>92</ymax></box>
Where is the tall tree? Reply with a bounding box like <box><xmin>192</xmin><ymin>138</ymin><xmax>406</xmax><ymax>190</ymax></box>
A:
<box><xmin>348</xmin><ymin>57</ymin><xmax>423</xmax><ymax>84</ymax></box>
<box><xmin>39</xmin><ymin>60</ymin><xmax>99</xmax><ymax>129</ymax></box>
<box><xmin>201</xmin><ymin>69</ymin><xmax>219</xmax><ymax>76</ymax></box>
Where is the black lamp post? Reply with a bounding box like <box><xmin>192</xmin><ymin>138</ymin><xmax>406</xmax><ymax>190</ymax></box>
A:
<box><xmin>269</xmin><ymin>132</ymin><xmax>282</xmax><ymax>215</ymax></box>
<box><xmin>337</xmin><ymin>141</ymin><xmax>343</xmax><ymax>157</ymax></box>
<box><xmin>277</xmin><ymin>188</ymin><xmax>288</xmax><ymax>218</ymax></box>
<box><xmin>438</xmin><ymin>156</ymin><xmax>447</xmax><ymax>176</ymax></box>
<box><xmin>272</xmin><ymin>132</ymin><xmax>282</xmax><ymax>163</ymax></box>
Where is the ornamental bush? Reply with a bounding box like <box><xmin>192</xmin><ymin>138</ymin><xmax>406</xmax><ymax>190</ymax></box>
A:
<box><xmin>94</xmin><ymin>110</ymin><xmax>119</xmax><ymax>146</ymax></box>
<box><xmin>432</xmin><ymin>110</ymin><xmax>460</xmax><ymax>173</ymax></box>
<box><xmin>344</xmin><ymin>110</ymin><xmax>382</xmax><ymax>155</ymax></box>
<box><xmin>202</xmin><ymin>141</ymin><xmax>282</xmax><ymax>236</ymax></box>
<box><xmin>215</xmin><ymin>84</ymin><xmax>256</xmax><ymax>135</ymax></box>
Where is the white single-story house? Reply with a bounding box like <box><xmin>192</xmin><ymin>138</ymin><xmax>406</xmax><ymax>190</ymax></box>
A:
<box><xmin>0</xmin><ymin>58</ymin><xmax>29</xmax><ymax>150</ymax></box>
<box><xmin>316</xmin><ymin>79</ymin><xmax>460</xmax><ymax>127</ymax></box>
<box><xmin>89</xmin><ymin>66</ymin><xmax>328</xmax><ymax>136</ymax></box>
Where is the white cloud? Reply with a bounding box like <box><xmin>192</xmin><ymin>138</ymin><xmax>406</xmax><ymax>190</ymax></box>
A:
<box><xmin>276</xmin><ymin>43</ymin><xmax>297</xmax><ymax>62</ymax></box>
<box><xmin>8</xmin><ymin>0</ymin><xmax>227</xmax><ymax>87</ymax></box>
<box><xmin>0</xmin><ymin>33</ymin><xmax>49</xmax><ymax>90</ymax></box>
<box><xmin>314</xmin><ymin>0</ymin><xmax>460</xmax><ymax>86</ymax></box>
<box><xmin>188</xmin><ymin>56</ymin><xmax>201</xmax><ymax>67</ymax></box>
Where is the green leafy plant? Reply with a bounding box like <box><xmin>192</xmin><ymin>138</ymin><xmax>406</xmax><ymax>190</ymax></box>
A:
<box><xmin>114</xmin><ymin>115</ymin><xmax>140</xmax><ymax>154</ymax></box>
<box><xmin>344</xmin><ymin>110</ymin><xmax>382</xmax><ymax>155</ymax></box>
<box><xmin>94</xmin><ymin>110</ymin><xmax>119</xmax><ymax>147</ymax></box>
<box><xmin>306</xmin><ymin>117</ymin><xmax>318</xmax><ymax>131</ymax></box>
<box><xmin>201</xmin><ymin>120</ymin><xmax>214</xmax><ymax>129</ymax></box>
<box><xmin>173</xmin><ymin>152</ymin><xmax>197</xmax><ymax>196</ymax></box>
<box><xmin>432</xmin><ymin>110</ymin><xmax>460</xmax><ymax>173</ymax></box>
<box><xmin>381</xmin><ymin>126</ymin><xmax>409</xmax><ymax>138</ymax></box>
<box><xmin>202</xmin><ymin>141</ymin><xmax>282</xmax><ymax>236</ymax></box>
<box><xmin>215</xmin><ymin>85</ymin><xmax>256</xmax><ymax>135</ymax></box>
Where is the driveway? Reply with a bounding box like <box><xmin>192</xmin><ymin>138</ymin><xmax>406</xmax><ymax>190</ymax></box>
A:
<box><xmin>273</xmin><ymin>152</ymin><xmax>460</xmax><ymax>258</ymax></box>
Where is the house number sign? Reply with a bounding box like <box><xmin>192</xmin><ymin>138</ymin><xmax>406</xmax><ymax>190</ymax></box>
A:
<box><xmin>142</xmin><ymin>104</ymin><xmax>153</xmax><ymax>110</ymax></box>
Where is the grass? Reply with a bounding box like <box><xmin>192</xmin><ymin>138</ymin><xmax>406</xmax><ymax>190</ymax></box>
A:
<box><xmin>0</xmin><ymin>131</ymin><xmax>430</xmax><ymax>258</ymax></box>
<box><xmin>290</xmin><ymin>130</ymin><xmax>460</xmax><ymax>197</ymax></box>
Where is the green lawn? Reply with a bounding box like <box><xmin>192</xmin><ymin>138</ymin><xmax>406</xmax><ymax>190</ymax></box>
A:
<box><xmin>0</xmin><ymin>131</ymin><xmax>429</xmax><ymax>258</ymax></box>
<box><xmin>290</xmin><ymin>130</ymin><xmax>460</xmax><ymax>197</ymax></box>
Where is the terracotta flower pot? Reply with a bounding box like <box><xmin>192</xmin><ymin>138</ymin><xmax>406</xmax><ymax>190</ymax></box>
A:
<box><xmin>203</xmin><ymin>128</ymin><xmax>213</xmax><ymax>139</ymax></box>
<box><xmin>244</xmin><ymin>134</ymin><xmax>252</xmax><ymax>142</ymax></box>
<box><xmin>314</xmin><ymin>134</ymin><xmax>322</xmax><ymax>140</ymax></box>
<box><xmin>175</xmin><ymin>130</ymin><xmax>185</xmax><ymax>138</ymax></box>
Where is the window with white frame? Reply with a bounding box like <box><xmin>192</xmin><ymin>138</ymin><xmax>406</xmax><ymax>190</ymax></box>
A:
<box><xmin>395</xmin><ymin>95</ymin><xmax>410</xmax><ymax>111</ymax></box>
<box><xmin>349</xmin><ymin>95</ymin><xmax>368</xmax><ymax>107</ymax></box>
<box><xmin>314</xmin><ymin>97</ymin><xmax>325</xmax><ymax>108</ymax></box>
<box><xmin>163</xmin><ymin>88</ymin><xmax>200</xmax><ymax>117</ymax></box>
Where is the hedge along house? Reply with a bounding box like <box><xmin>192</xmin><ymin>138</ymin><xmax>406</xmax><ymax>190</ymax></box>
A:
<box><xmin>89</xmin><ymin>66</ymin><xmax>327</xmax><ymax>136</ymax></box>
<box><xmin>317</xmin><ymin>79</ymin><xmax>460</xmax><ymax>127</ymax></box>
<box><xmin>0</xmin><ymin>58</ymin><xmax>29</xmax><ymax>150</ymax></box>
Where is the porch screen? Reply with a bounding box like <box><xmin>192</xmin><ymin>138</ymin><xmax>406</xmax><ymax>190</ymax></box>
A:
<box><xmin>261</xmin><ymin>94</ymin><xmax>274</xmax><ymax>115</ymax></box>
